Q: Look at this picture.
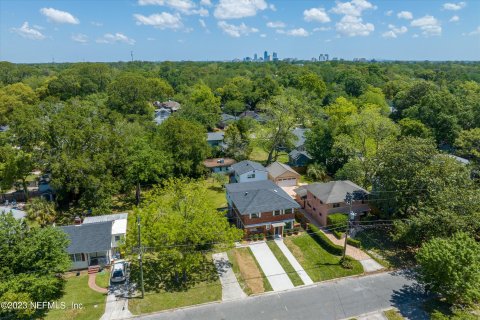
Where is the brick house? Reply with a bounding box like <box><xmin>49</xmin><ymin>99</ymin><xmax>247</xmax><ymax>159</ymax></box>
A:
<box><xmin>294</xmin><ymin>180</ymin><xmax>369</xmax><ymax>226</ymax></box>
<box><xmin>226</xmin><ymin>180</ymin><xmax>300</xmax><ymax>238</ymax></box>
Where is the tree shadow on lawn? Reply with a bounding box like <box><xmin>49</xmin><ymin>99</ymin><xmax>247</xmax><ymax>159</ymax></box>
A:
<box><xmin>390</xmin><ymin>282</ymin><xmax>432</xmax><ymax>320</ymax></box>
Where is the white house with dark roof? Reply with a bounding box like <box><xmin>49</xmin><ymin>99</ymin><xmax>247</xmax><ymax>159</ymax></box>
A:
<box><xmin>230</xmin><ymin>160</ymin><xmax>268</xmax><ymax>183</ymax></box>
<box><xmin>226</xmin><ymin>180</ymin><xmax>300</xmax><ymax>238</ymax></box>
<box><xmin>60</xmin><ymin>213</ymin><xmax>128</xmax><ymax>270</ymax></box>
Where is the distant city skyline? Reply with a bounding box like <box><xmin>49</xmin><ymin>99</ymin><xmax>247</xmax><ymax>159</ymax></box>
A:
<box><xmin>1</xmin><ymin>0</ymin><xmax>480</xmax><ymax>63</ymax></box>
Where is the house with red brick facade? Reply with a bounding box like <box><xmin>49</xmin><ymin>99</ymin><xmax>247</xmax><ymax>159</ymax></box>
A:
<box><xmin>226</xmin><ymin>180</ymin><xmax>300</xmax><ymax>238</ymax></box>
<box><xmin>294</xmin><ymin>180</ymin><xmax>369</xmax><ymax>226</ymax></box>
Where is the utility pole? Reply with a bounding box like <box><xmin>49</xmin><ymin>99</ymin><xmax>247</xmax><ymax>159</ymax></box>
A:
<box><xmin>137</xmin><ymin>216</ymin><xmax>145</xmax><ymax>299</ymax></box>
<box><xmin>131</xmin><ymin>51</ymin><xmax>134</xmax><ymax>62</ymax></box>
<box><xmin>342</xmin><ymin>192</ymin><xmax>353</xmax><ymax>261</ymax></box>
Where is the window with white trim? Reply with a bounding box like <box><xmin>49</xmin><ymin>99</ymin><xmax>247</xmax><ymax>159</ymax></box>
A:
<box><xmin>250</xmin><ymin>213</ymin><xmax>261</xmax><ymax>219</ymax></box>
<box><xmin>273</xmin><ymin>210</ymin><xmax>282</xmax><ymax>216</ymax></box>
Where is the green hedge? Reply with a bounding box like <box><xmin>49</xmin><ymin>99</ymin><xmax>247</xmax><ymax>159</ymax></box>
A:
<box><xmin>347</xmin><ymin>237</ymin><xmax>362</xmax><ymax>248</ymax></box>
<box><xmin>308</xmin><ymin>224</ymin><xmax>344</xmax><ymax>255</ymax></box>
<box><xmin>333</xmin><ymin>230</ymin><xmax>344</xmax><ymax>239</ymax></box>
<box><xmin>327</xmin><ymin>213</ymin><xmax>348</xmax><ymax>232</ymax></box>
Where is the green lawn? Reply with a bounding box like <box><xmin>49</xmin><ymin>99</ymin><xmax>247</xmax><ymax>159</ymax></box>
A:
<box><xmin>284</xmin><ymin>234</ymin><xmax>363</xmax><ymax>282</ymax></box>
<box><xmin>45</xmin><ymin>273</ymin><xmax>107</xmax><ymax>320</ymax></box>
<box><xmin>128</xmin><ymin>279</ymin><xmax>222</xmax><ymax>314</ymax></box>
<box><xmin>384</xmin><ymin>309</ymin><xmax>405</xmax><ymax>320</ymax></box>
<box><xmin>249</xmin><ymin>144</ymin><xmax>289</xmax><ymax>164</ymax></box>
<box><xmin>266</xmin><ymin>241</ymin><xmax>304</xmax><ymax>286</ymax></box>
<box><xmin>96</xmin><ymin>270</ymin><xmax>110</xmax><ymax>288</ymax></box>
<box><xmin>204</xmin><ymin>178</ymin><xmax>227</xmax><ymax>209</ymax></box>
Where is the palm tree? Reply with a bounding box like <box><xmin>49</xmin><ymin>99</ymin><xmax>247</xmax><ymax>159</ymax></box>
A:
<box><xmin>307</xmin><ymin>163</ymin><xmax>328</xmax><ymax>182</ymax></box>
<box><xmin>25</xmin><ymin>198</ymin><xmax>56</xmax><ymax>227</ymax></box>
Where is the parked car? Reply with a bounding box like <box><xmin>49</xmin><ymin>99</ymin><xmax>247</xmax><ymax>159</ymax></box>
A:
<box><xmin>110</xmin><ymin>260</ymin><xmax>126</xmax><ymax>284</ymax></box>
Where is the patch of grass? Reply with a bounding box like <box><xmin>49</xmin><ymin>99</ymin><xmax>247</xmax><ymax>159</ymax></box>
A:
<box><xmin>204</xmin><ymin>178</ymin><xmax>227</xmax><ymax>209</ymax></box>
<box><xmin>227</xmin><ymin>248</ymin><xmax>270</xmax><ymax>294</ymax></box>
<box><xmin>45</xmin><ymin>273</ymin><xmax>106</xmax><ymax>320</ymax></box>
<box><xmin>247</xmin><ymin>247</ymin><xmax>273</xmax><ymax>292</ymax></box>
<box><xmin>284</xmin><ymin>234</ymin><xmax>363</xmax><ymax>282</ymax></box>
<box><xmin>384</xmin><ymin>309</ymin><xmax>405</xmax><ymax>320</ymax></box>
<box><xmin>249</xmin><ymin>145</ymin><xmax>268</xmax><ymax>163</ymax></box>
<box><xmin>129</xmin><ymin>278</ymin><xmax>221</xmax><ymax>315</ymax></box>
<box><xmin>266</xmin><ymin>241</ymin><xmax>304</xmax><ymax>286</ymax></box>
<box><xmin>96</xmin><ymin>270</ymin><xmax>110</xmax><ymax>289</ymax></box>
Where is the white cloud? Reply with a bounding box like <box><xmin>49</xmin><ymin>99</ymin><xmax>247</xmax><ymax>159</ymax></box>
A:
<box><xmin>468</xmin><ymin>26</ymin><xmax>480</xmax><ymax>36</ymax></box>
<box><xmin>313</xmin><ymin>26</ymin><xmax>331</xmax><ymax>32</ymax></box>
<box><xmin>442</xmin><ymin>2</ymin><xmax>466</xmax><ymax>10</ymax></box>
<box><xmin>71</xmin><ymin>33</ymin><xmax>88</xmax><ymax>43</ymax></box>
<box><xmin>385</xmin><ymin>10</ymin><xmax>393</xmax><ymax>16</ymax></box>
<box><xmin>411</xmin><ymin>15</ymin><xmax>441</xmax><ymax>36</ymax></box>
<box><xmin>33</xmin><ymin>24</ymin><xmax>45</xmax><ymax>30</ymax></box>
<box><xmin>96</xmin><ymin>33</ymin><xmax>135</xmax><ymax>45</ymax></box>
<box><xmin>331</xmin><ymin>0</ymin><xmax>376</xmax><ymax>17</ymax></box>
<box><xmin>40</xmin><ymin>7</ymin><xmax>79</xmax><ymax>24</ymax></box>
<box><xmin>449</xmin><ymin>15</ymin><xmax>460</xmax><ymax>22</ymax></box>
<box><xmin>200</xmin><ymin>0</ymin><xmax>212</xmax><ymax>6</ymax></box>
<box><xmin>11</xmin><ymin>22</ymin><xmax>46</xmax><ymax>40</ymax></box>
<box><xmin>214</xmin><ymin>0</ymin><xmax>269</xmax><ymax>19</ymax></box>
<box><xmin>397</xmin><ymin>11</ymin><xmax>413</xmax><ymax>20</ymax></box>
<box><xmin>382</xmin><ymin>24</ymin><xmax>407</xmax><ymax>38</ymax></box>
<box><xmin>269</xmin><ymin>4</ymin><xmax>276</xmax><ymax>11</ymax></box>
<box><xmin>134</xmin><ymin>13</ymin><xmax>183</xmax><ymax>29</ymax></box>
<box><xmin>336</xmin><ymin>15</ymin><xmax>374</xmax><ymax>36</ymax></box>
<box><xmin>413</xmin><ymin>34</ymin><xmax>419</xmax><ymax>38</ymax></box>
<box><xmin>91</xmin><ymin>21</ymin><xmax>103</xmax><ymax>27</ymax></box>
<box><xmin>260</xmin><ymin>33</ymin><xmax>267</xmax><ymax>37</ymax></box>
<box><xmin>217</xmin><ymin>21</ymin><xmax>259</xmax><ymax>37</ymax></box>
<box><xmin>266</xmin><ymin>21</ymin><xmax>285</xmax><ymax>28</ymax></box>
<box><xmin>304</xmin><ymin>7</ymin><xmax>330</xmax><ymax>23</ymax></box>
<box><xmin>285</xmin><ymin>28</ymin><xmax>309</xmax><ymax>37</ymax></box>
<box><xmin>138</xmin><ymin>0</ymin><xmax>208</xmax><ymax>16</ymax></box>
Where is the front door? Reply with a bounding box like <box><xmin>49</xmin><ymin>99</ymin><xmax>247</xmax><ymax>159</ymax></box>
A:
<box><xmin>274</xmin><ymin>226</ymin><xmax>282</xmax><ymax>237</ymax></box>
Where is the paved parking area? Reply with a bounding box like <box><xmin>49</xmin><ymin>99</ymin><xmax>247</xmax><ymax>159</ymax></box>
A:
<box><xmin>212</xmin><ymin>252</ymin><xmax>247</xmax><ymax>301</ymax></box>
<box><xmin>248</xmin><ymin>242</ymin><xmax>294</xmax><ymax>291</ymax></box>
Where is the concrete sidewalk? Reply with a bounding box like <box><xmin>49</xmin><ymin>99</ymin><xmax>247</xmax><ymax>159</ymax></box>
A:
<box><xmin>100</xmin><ymin>290</ymin><xmax>132</xmax><ymax>320</ymax></box>
<box><xmin>274</xmin><ymin>239</ymin><xmax>313</xmax><ymax>285</ymax></box>
<box><xmin>212</xmin><ymin>252</ymin><xmax>247</xmax><ymax>301</ymax></box>
<box><xmin>249</xmin><ymin>242</ymin><xmax>294</xmax><ymax>291</ymax></box>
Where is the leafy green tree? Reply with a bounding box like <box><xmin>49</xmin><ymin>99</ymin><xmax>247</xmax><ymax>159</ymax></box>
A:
<box><xmin>335</xmin><ymin>158</ymin><xmax>365</xmax><ymax>187</ymax></box>
<box><xmin>455</xmin><ymin>128</ymin><xmax>480</xmax><ymax>164</ymax></box>
<box><xmin>416</xmin><ymin>232</ymin><xmax>480</xmax><ymax>306</ymax></box>
<box><xmin>127</xmin><ymin>179</ymin><xmax>242</xmax><ymax>291</ymax></box>
<box><xmin>107</xmin><ymin>73</ymin><xmax>156</xmax><ymax>115</ymax></box>
<box><xmin>0</xmin><ymin>148</ymin><xmax>35</xmax><ymax>200</ymax></box>
<box><xmin>157</xmin><ymin>117</ymin><xmax>210</xmax><ymax>177</ymax></box>
<box><xmin>0</xmin><ymin>214</ymin><xmax>70</xmax><ymax>319</ymax></box>
<box><xmin>211</xmin><ymin>172</ymin><xmax>228</xmax><ymax>187</ymax></box>
<box><xmin>305</xmin><ymin>120</ymin><xmax>337</xmax><ymax>171</ymax></box>
<box><xmin>398</xmin><ymin>118</ymin><xmax>433</xmax><ymax>139</ymax></box>
<box><xmin>0</xmin><ymin>82</ymin><xmax>38</xmax><ymax>124</ymax></box>
<box><xmin>179</xmin><ymin>83</ymin><xmax>221</xmax><ymax>130</ymax></box>
<box><xmin>223</xmin><ymin>123</ymin><xmax>251</xmax><ymax>161</ymax></box>
<box><xmin>344</xmin><ymin>74</ymin><xmax>367</xmax><ymax>97</ymax></box>
<box><xmin>25</xmin><ymin>198</ymin><xmax>57</xmax><ymax>227</ymax></box>
<box><xmin>306</xmin><ymin>163</ymin><xmax>328</xmax><ymax>182</ymax></box>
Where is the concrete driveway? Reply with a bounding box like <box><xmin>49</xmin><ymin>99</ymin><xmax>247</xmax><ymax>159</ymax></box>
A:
<box><xmin>212</xmin><ymin>252</ymin><xmax>247</xmax><ymax>301</ymax></box>
<box><xmin>248</xmin><ymin>242</ymin><xmax>294</xmax><ymax>291</ymax></box>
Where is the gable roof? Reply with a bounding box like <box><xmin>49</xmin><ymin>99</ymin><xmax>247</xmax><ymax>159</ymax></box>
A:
<box><xmin>447</xmin><ymin>154</ymin><xmax>470</xmax><ymax>165</ymax></box>
<box><xmin>0</xmin><ymin>206</ymin><xmax>26</xmax><ymax>220</ymax></box>
<box><xmin>207</xmin><ymin>132</ymin><xmax>225</xmax><ymax>142</ymax></box>
<box><xmin>226</xmin><ymin>180</ymin><xmax>300</xmax><ymax>215</ymax></box>
<box><xmin>267</xmin><ymin>161</ymin><xmax>300</xmax><ymax>179</ymax></box>
<box><xmin>292</xmin><ymin>128</ymin><xmax>308</xmax><ymax>148</ymax></box>
<box><xmin>289</xmin><ymin>149</ymin><xmax>312</xmax><ymax>160</ymax></box>
<box><xmin>231</xmin><ymin>160</ymin><xmax>267</xmax><ymax>175</ymax></box>
<box><xmin>304</xmin><ymin>180</ymin><xmax>368</xmax><ymax>204</ymax></box>
<box><xmin>59</xmin><ymin>221</ymin><xmax>113</xmax><ymax>254</ymax></box>
<box><xmin>83</xmin><ymin>213</ymin><xmax>128</xmax><ymax>224</ymax></box>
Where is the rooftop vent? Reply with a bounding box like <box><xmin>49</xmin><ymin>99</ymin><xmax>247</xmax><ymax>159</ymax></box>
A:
<box><xmin>244</xmin><ymin>192</ymin><xmax>248</xmax><ymax>196</ymax></box>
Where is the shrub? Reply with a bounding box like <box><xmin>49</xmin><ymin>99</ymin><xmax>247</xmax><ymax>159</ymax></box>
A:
<box><xmin>341</xmin><ymin>257</ymin><xmax>354</xmax><ymax>269</ymax></box>
<box><xmin>333</xmin><ymin>230</ymin><xmax>344</xmax><ymax>239</ymax></box>
<box><xmin>347</xmin><ymin>237</ymin><xmax>361</xmax><ymax>248</ymax></box>
<box><xmin>308</xmin><ymin>224</ymin><xmax>344</xmax><ymax>255</ymax></box>
<box><xmin>327</xmin><ymin>213</ymin><xmax>348</xmax><ymax>232</ymax></box>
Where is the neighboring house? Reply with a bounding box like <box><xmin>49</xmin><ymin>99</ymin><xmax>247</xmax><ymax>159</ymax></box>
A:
<box><xmin>153</xmin><ymin>100</ymin><xmax>181</xmax><ymax>125</ymax></box>
<box><xmin>218</xmin><ymin>113</ymin><xmax>238</xmax><ymax>129</ymax></box>
<box><xmin>295</xmin><ymin>180</ymin><xmax>369</xmax><ymax>226</ymax></box>
<box><xmin>207</xmin><ymin>132</ymin><xmax>225</xmax><ymax>147</ymax></box>
<box><xmin>447</xmin><ymin>154</ymin><xmax>470</xmax><ymax>165</ymax></box>
<box><xmin>239</xmin><ymin>111</ymin><xmax>266</xmax><ymax>123</ymax></box>
<box><xmin>226</xmin><ymin>180</ymin><xmax>300</xmax><ymax>238</ymax></box>
<box><xmin>230</xmin><ymin>160</ymin><xmax>268</xmax><ymax>183</ymax></box>
<box><xmin>0</xmin><ymin>206</ymin><xmax>26</xmax><ymax>220</ymax></box>
<box><xmin>38</xmin><ymin>173</ymin><xmax>55</xmax><ymax>201</ymax></box>
<box><xmin>267</xmin><ymin>161</ymin><xmax>300</xmax><ymax>187</ymax></box>
<box><xmin>203</xmin><ymin>158</ymin><xmax>237</xmax><ymax>173</ymax></box>
<box><xmin>154</xmin><ymin>107</ymin><xmax>172</xmax><ymax>125</ymax></box>
<box><xmin>60</xmin><ymin>213</ymin><xmax>128</xmax><ymax>270</ymax></box>
<box><xmin>289</xmin><ymin>149</ymin><xmax>313</xmax><ymax>167</ymax></box>
<box><xmin>291</xmin><ymin>127</ymin><xmax>308</xmax><ymax>151</ymax></box>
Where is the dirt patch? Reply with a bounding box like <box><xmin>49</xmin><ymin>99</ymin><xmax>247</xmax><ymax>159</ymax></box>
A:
<box><xmin>234</xmin><ymin>249</ymin><xmax>264</xmax><ymax>294</ymax></box>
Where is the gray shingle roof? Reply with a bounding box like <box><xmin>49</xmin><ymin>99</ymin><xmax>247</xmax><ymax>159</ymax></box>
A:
<box><xmin>226</xmin><ymin>180</ymin><xmax>300</xmax><ymax>215</ymax></box>
<box><xmin>289</xmin><ymin>149</ymin><xmax>312</xmax><ymax>160</ymax></box>
<box><xmin>83</xmin><ymin>213</ymin><xmax>128</xmax><ymax>224</ymax></box>
<box><xmin>59</xmin><ymin>221</ymin><xmax>112</xmax><ymax>254</ymax></box>
<box><xmin>304</xmin><ymin>180</ymin><xmax>368</xmax><ymax>204</ymax></box>
<box><xmin>0</xmin><ymin>206</ymin><xmax>26</xmax><ymax>220</ymax></box>
<box><xmin>231</xmin><ymin>160</ymin><xmax>267</xmax><ymax>175</ymax></box>
<box><xmin>447</xmin><ymin>154</ymin><xmax>470</xmax><ymax>165</ymax></box>
<box><xmin>267</xmin><ymin>161</ymin><xmax>299</xmax><ymax>179</ymax></box>
<box><xmin>292</xmin><ymin>128</ymin><xmax>307</xmax><ymax>148</ymax></box>
<box><xmin>207</xmin><ymin>132</ymin><xmax>225</xmax><ymax>141</ymax></box>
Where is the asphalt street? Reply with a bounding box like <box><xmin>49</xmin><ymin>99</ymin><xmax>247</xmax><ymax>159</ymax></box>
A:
<box><xmin>134</xmin><ymin>271</ymin><xmax>429</xmax><ymax>320</ymax></box>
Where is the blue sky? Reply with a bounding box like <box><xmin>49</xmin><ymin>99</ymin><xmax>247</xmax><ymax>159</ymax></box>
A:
<box><xmin>1</xmin><ymin>0</ymin><xmax>479</xmax><ymax>62</ymax></box>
